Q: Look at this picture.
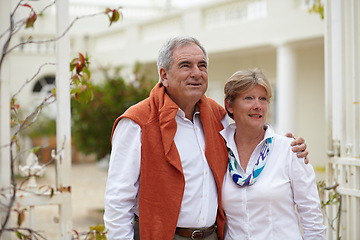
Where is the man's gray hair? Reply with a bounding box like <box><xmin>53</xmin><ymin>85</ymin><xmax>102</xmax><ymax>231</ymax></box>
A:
<box><xmin>157</xmin><ymin>36</ymin><xmax>208</xmax><ymax>77</ymax></box>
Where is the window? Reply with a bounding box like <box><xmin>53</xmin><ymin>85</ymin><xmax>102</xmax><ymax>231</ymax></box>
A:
<box><xmin>32</xmin><ymin>76</ymin><xmax>55</xmax><ymax>94</ymax></box>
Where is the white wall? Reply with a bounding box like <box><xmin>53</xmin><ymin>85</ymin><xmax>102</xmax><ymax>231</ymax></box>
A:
<box><xmin>7</xmin><ymin>0</ymin><xmax>328</xmax><ymax>175</ymax></box>
<box><xmin>295</xmin><ymin>41</ymin><xmax>326</xmax><ymax>174</ymax></box>
<box><xmin>206</xmin><ymin>40</ymin><xmax>327</xmax><ymax>176</ymax></box>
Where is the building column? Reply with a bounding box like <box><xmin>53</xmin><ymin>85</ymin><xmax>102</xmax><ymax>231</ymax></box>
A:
<box><xmin>275</xmin><ymin>44</ymin><xmax>296</xmax><ymax>135</ymax></box>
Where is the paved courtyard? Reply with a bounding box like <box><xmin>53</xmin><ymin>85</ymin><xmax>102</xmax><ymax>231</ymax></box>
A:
<box><xmin>18</xmin><ymin>162</ymin><xmax>109</xmax><ymax>239</ymax></box>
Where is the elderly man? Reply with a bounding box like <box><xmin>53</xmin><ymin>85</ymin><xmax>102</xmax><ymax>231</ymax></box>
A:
<box><xmin>104</xmin><ymin>36</ymin><xmax>308</xmax><ymax>240</ymax></box>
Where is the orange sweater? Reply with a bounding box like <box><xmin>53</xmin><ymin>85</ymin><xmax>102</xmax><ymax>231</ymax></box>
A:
<box><xmin>112</xmin><ymin>83</ymin><xmax>228</xmax><ymax>240</ymax></box>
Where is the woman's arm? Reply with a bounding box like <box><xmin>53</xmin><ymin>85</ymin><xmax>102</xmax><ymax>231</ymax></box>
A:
<box><xmin>289</xmin><ymin>153</ymin><xmax>327</xmax><ymax>240</ymax></box>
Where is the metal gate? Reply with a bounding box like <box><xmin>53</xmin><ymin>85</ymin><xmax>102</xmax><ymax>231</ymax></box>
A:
<box><xmin>324</xmin><ymin>0</ymin><xmax>360</xmax><ymax>239</ymax></box>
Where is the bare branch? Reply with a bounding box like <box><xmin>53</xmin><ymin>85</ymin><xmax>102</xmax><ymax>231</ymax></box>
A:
<box><xmin>0</xmin><ymin>0</ymin><xmax>56</xmax><ymax>40</ymax></box>
<box><xmin>12</xmin><ymin>62</ymin><xmax>56</xmax><ymax>99</ymax></box>
<box><xmin>0</xmin><ymin>3</ymin><xmax>16</xmax><ymax>68</ymax></box>
<box><xmin>0</xmin><ymin>146</ymin><xmax>17</xmax><ymax>237</ymax></box>
<box><xmin>0</xmin><ymin>0</ymin><xmax>22</xmax><ymax>39</ymax></box>
<box><xmin>5</xmin><ymin>9</ymin><xmax>116</xmax><ymax>55</ymax></box>
<box><xmin>0</xmin><ymin>1</ymin><xmax>121</xmax><ymax>238</ymax></box>
<box><xmin>324</xmin><ymin>183</ymin><xmax>339</xmax><ymax>191</ymax></box>
<box><xmin>12</xmin><ymin>93</ymin><xmax>56</xmax><ymax>137</ymax></box>
<box><xmin>2</xmin><ymin>226</ymin><xmax>47</xmax><ymax>240</ymax></box>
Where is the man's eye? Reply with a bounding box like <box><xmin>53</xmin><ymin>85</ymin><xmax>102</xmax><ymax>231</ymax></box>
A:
<box><xmin>199</xmin><ymin>64</ymin><xmax>207</xmax><ymax>69</ymax></box>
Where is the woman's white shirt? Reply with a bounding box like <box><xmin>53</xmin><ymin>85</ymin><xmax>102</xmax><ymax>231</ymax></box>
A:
<box><xmin>220</xmin><ymin>123</ymin><xmax>326</xmax><ymax>240</ymax></box>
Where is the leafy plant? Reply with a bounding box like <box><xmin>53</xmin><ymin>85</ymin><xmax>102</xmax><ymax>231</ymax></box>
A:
<box><xmin>71</xmin><ymin>62</ymin><xmax>156</xmax><ymax>160</ymax></box>
<box><xmin>0</xmin><ymin>0</ymin><xmax>122</xmax><ymax>238</ymax></box>
<box><xmin>70</xmin><ymin>53</ymin><xmax>94</xmax><ymax>103</ymax></box>
<box><xmin>73</xmin><ymin>223</ymin><xmax>108</xmax><ymax>240</ymax></box>
<box><xmin>308</xmin><ymin>0</ymin><xmax>324</xmax><ymax>20</ymax></box>
<box><xmin>317</xmin><ymin>180</ymin><xmax>341</xmax><ymax>239</ymax></box>
<box><xmin>24</xmin><ymin>116</ymin><xmax>56</xmax><ymax>138</ymax></box>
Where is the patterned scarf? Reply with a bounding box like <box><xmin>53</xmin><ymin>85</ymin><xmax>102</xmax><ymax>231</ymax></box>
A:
<box><xmin>228</xmin><ymin>137</ymin><xmax>273</xmax><ymax>186</ymax></box>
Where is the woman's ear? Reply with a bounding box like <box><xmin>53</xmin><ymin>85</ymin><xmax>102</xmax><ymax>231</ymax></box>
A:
<box><xmin>160</xmin><ymin>68</ymin><xmax>168</xmax><ymax>87</ymax></box>
<box><xmin>225</xmin><ymin>99</ymin><xmax>233</xmax><ymax>114</ymax></box>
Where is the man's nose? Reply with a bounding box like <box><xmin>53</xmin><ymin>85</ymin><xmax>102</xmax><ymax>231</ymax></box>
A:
<box><xmin>190</xmin><ymin>66</ymin><xmax>202</xmax><ymax>78</ymax></box>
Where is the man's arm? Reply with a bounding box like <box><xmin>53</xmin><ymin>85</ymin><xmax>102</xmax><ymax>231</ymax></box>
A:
<box><xmin>104</xmin><ymin>118</ymin><xmax>141</xmax><ymax>240</ymax></box>
<box><xmin>286</xmin><ymin>133</ymin><xmax>309</xmax><ymax>164</ymax></box>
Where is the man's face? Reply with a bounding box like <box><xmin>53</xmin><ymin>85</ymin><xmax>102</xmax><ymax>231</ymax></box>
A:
<box><xmin>160</xmin><ymin>44</ymin><xmax>208</xmax><ymax>109</ymax></box>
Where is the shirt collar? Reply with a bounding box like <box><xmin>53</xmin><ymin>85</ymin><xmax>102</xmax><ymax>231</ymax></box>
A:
<box><xmin>176</xmin><ymin>106</ymin><xmax>200</xmax><ymax>120</ymax></box>
<box><xmin>220</xmin><ymin>122</ymin><xmax>276</xmax><ymax>146</ymax></box>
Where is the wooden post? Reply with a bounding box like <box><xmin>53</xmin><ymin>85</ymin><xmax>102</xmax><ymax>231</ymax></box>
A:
<box><xmin>56</xmin><ymin>0</ymin><xmax>72</xmax><ymax>239</ymax></box>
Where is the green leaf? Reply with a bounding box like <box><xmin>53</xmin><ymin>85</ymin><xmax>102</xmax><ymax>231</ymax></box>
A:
<box><xmin>71</xmin><ymin>86</ymin><xmax>81</xmax><ymax>95</ymax></box>
<box><xmin>25</xmin><ymin>12</ymin><xmax>37</xmax><ymax>28</ymax></box>
<box><xmin>89</xmin><ymin>223</ymin><xmax>106</xmax><ymax>232</ymax></box>
<box><xmin>83</xmin><ymin>68</ymin><xmax>91</xmax><ymax>81</ymax></box>
<box><xmin>107</xmin><ymin>9</ymin><xmax>121</xmax><ymax>26</ymax></box>
<box><xmin>17</xmin><ymin>209</ymin><xmax>25</xmax><ymax>227</ymax></box>
<box><xmin>32</xmin><ymin>146</ymin><xmax>41</xmax><ymax>153</ymax></box>
<box><xmin>16</xmin><ymin>231</ymin><xmax>23</xmax><ymax>239</ymax></box>
<box><xmin>72</xmin><ymin>75</ymin><xmax>81</xmax><ymax>85</ymax></box>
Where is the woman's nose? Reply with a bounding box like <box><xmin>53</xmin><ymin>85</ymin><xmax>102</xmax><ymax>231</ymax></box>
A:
<box><xmin>253</xmin><ymin>100</ymin><xmax>262</xmax><ymax>109</ymax></box>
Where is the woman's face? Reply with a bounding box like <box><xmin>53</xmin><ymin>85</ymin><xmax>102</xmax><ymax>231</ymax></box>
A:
<box><xmin>226</xmin><ymin>84</ymin><xmax>268</xmax><ymax>131</ymax></box>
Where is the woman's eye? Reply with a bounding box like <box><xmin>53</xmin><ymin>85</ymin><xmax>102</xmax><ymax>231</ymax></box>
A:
<box><xmin>245</xmin><ymin>96</ymin><xmax>252</xmax><ymax>100</ymax></box>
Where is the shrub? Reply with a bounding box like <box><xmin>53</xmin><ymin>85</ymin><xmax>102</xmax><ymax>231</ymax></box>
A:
<box><xmin>71</xmin><ymin>63</ymin><xmax>156</xmax><ymax>160</ymax></box>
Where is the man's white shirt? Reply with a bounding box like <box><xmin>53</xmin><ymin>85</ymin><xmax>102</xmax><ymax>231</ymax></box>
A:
<box><xmin>104</xmin><ymin>109</ymin><xmax>228</xmax><ymax>240</ymax></box>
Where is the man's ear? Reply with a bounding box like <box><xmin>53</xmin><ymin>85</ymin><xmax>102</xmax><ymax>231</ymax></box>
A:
<box><xmin>160</xmin><ymin>68</ymin><xmax>168</xmax><ymax>87</ymax></box>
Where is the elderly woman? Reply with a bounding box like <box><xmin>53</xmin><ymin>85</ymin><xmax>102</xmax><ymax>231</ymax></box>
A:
<box><xmin>220</xmin><ymin>68</ymin><xmax>326</xmax><ymax>239</ymax></box>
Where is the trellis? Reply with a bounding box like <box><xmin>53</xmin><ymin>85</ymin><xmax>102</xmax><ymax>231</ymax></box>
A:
<box><xmin>0</xmin><ymin>1</ymin><xmax>72</xmax><ymax>239</ymax></box>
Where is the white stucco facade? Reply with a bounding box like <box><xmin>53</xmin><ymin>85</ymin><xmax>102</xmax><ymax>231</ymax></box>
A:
<box><xmin>2</xmin><ymin>0</ymin><xmax>360</xmax><ymax>239</ymax></box>
<box><xmin>9</xmin><ymin>0</ymin><xmax>327</xmax><ymax>170</ymax></box>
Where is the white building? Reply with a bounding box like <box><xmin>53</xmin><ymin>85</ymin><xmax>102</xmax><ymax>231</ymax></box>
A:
<box><xmin>1</xmin><ymin>0</ymin><xmax>359</xmax><ymax>239</ymax></box>
<box><xmin>9</xmin><ymin>0</ymin><xmax>328</xmax><ymax>169</ymax></box>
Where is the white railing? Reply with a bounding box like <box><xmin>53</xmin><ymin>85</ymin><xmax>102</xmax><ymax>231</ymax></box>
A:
<box><xmin>14</xmin><ymin>36</ymin><xmax>56</xmax><ymax>54</ymax></box>
<box><xmin>324</xmin><ymin>0</ymin><xmax>360</xmax><ymax>239</ymax></box>
<box><xmin>140</xmin><ymin>16</ymin><xmax>183</xmax><ymax>43</ymax></box>
<box><xmin>326</xmin><ymin>158</ymin><xmax>360</xmax><ymax>239</ymax></box>
<box><xmin>302</xmin><ymin>0</ymin><xmax>325</xmax><ymax>9</ymax></box>
<box><xmin>203</xmin><ymin>0</ymin><xmax>267</xmax><ymax>29</ymax></box>
<box><xmin>68</xmin><ymin>3</ymin><xmax>166</xmax><ymax>20</ymax></box>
